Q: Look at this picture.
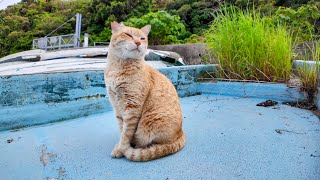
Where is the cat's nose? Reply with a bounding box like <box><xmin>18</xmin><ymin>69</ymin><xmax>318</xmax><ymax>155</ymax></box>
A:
<box><xmin>135</xmin><ymin>41</ymin><xmax>141</xmax><ymax>46</ymax></box>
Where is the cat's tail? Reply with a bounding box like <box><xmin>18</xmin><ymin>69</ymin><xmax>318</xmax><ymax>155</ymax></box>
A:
<box><xmin>124</xmin><ymin>131</ymin><xmax>186</xmax><ymax>162</ymax></box>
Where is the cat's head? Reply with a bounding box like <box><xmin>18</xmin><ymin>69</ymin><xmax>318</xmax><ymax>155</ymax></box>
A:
<box><xmin>109</xmin><ymin>21</ymin><xmax>151</xmax><ymax>60</ymax></box>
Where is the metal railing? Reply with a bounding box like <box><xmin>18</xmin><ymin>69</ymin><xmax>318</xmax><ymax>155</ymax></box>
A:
<box><xmin>32</xmin><ymin>34</ymin><xmax>77</xmax><ymax>50</ymax></box>
<box><xmin>32</xmin><ymin>13</ymin><xmax>82</xmax><ymax>51</ymax></box>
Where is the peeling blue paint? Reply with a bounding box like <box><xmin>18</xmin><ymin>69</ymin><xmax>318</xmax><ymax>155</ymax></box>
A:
<box><xmin>0</xmin><ymin>64</ymin><xmax>309</xmax><ymax>131</ymax></box>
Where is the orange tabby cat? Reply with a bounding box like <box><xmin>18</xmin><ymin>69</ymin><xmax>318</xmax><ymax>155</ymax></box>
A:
<box><xmin>104</xmin><ymin>22</ymin><xmax>185</xmax><ymax>161</ymax></box>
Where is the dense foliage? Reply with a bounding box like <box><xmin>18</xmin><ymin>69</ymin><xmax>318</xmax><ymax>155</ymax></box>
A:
<box><xmin>0</xmin><ymin>0</ymin><xmax>319</xmax><ymax>57</ymax></box>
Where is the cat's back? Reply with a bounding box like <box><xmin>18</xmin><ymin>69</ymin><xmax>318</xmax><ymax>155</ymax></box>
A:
<box><xmin>143</xmin><ymin>64</ymin><xmax>181</xmax><ymax>118</ymax></box>
<box><xmin>144</xmin><ymin>64</ymin><xmax>176</xmax><ymax>92</ymax></box>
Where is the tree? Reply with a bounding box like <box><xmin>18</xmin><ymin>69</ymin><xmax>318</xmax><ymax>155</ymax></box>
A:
<box><xmin>87</xmin><ymin>0</ymin><xmax>151</xmax><ymax>34</ymax></box>
<box><xmin>273</xmin><ymin>4</ymin><xmax>320</xmax><ymax>41</ymax></box>
<box><xmin>166</xmin><ymin>0</ymin><xmax>219</xmax><ymax>35</ymax></box>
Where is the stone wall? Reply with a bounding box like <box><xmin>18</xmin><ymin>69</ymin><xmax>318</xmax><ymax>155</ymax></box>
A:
<box><xmin>150</xmin><ymin>43</ymin><xmax>207</xmax><ymax>65</ymax></box>
<box><xmin>294</xmin><ymin>42</ymin><xmax>317</xmax><ymax>60</ymax></box>
<box><xmin>150</xmin><ymin>42</ymin><xmax>317</xmax><ymax>65</ymax></box>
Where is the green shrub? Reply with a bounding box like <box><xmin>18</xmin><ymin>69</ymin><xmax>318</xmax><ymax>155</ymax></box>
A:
<box><xmin>273</xmin><ymin>5</ymin><xmax>320</xmax><ymax>41</ymax></box>
<box><xmin>205</xmin><ymin>6</ymin><xmax>292</xmax><ymax>82</ymax></box>
<box><xmin>184</xmin><ymin>34</ymin><xmax>205</xmax><ymax>44</ymax></box>
<box><xmin>124</xmin><ymin>11</ymin><xmax>186</xmax><ymax>45</ymax></box>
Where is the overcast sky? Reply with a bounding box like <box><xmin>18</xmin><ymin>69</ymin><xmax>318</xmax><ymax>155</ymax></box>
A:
<box><xmin>0</xmin><ymin>0</ymin><xmax>21</xmax><ymax>10</ymax></box>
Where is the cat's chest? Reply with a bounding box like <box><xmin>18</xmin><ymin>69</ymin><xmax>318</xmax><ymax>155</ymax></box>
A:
<box><xmin>104</xmin><ymin>62</ymin><xmax>145</xmax><ymax>91</ymax></box>
<box><xmin>105</xmin><ymin>70</ymin><xmax>137</xmax><ymax>90</ymax></box>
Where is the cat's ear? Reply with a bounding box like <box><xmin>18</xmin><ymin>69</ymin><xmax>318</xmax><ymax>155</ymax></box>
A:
<box><xmin>141</xmin><ymin>25</ymin><xmax>151</xmax><ymax>35</ymax></box>
<box><xmin>111</xmin><ymin>21</ymin><xmax>123</xmax><ymax>33</ymax></box>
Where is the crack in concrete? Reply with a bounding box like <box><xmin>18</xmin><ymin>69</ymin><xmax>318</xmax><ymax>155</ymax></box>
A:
<box><xmin>275</xmin><ymin>129</ymin><xmax>305</xmax><ymax>135</ymax></box>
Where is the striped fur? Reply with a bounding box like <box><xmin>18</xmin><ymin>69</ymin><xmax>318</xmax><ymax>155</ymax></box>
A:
<box><xmin>125</xmin><ymin>132</ymin><xmax>185</xmax><ymax>161</ymax></box>
<box><xmin>104</xmin><ymin>22</ymin><xmax>185</xmax><ymax>161</ymax></box>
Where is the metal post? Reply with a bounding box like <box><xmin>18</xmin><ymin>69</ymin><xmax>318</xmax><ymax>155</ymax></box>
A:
<box><xmin>59</xmin><ymin>36</ymin><xmax>61</xmax><ymax>50</ymax></box>
<box><xmin>75</xmin><ymin>13</ymin><xmax>82</xmax><ymax>48</ymax></box>
<box><xmin>84</xmin><ymin>33</ymin><xmax>89</xmax><ymax>47</ymax></box>
<box><xmin>45</xmin><ymin>37</ymin><xmax>48</xmax><ymax>51</ymax></box>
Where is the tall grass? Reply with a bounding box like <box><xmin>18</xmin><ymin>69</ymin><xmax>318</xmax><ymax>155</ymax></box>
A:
<box><xmin>206</xmin><ymin>6</ymin><xmax>292</xmax><ymax>82</ymax></box>
<box><xmin>297</xmin><ymin>41</ymin><xmax>320</xmax><ymax>102</ymax></box>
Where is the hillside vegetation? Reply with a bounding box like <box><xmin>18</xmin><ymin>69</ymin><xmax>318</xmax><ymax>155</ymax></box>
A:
<box><xmin>0</xmin><ymin>0</ymin><xmax>319</xmax><ymax>58</ymax></box>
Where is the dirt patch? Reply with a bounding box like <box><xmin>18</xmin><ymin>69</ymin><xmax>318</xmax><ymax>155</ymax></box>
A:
<box><xmin>283</xmin><ymin>101</ymin><xmax>317</xmax><ymax>111</ymax></box>
<box><xmin>46</xmin><ymin>178</ymin><xmax>61</xmax><ymax>180</ymax></box>
<box><xmin>310</xmin><ymin>154</ymin><xmax>320</xmax><ymax>157</ymax></box>
<box><xmin>256</xmin><ymin>100</ymin><xmax>278</xmax><ymax>107</ymax></box>
<box><xmin>58</xmin><ymin>167</ymin><xmax>66</xmax><ymax>176</ymax></box>
<box><xmin>282</xmin><ymin>101</ymin><xmax>320</xmax><ymax>118</ymax></box>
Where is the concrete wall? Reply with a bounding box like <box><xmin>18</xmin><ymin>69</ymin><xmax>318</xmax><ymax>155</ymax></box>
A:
<box><xmin>293</xmin><ymin>42</ymin><xmax>316</xmax><ymax>60</ymax></box>
<box><xmin>2</xmin><ymin>61</ymin><xmax>315</xmax><ymax>131</ymax></box>
<box><xmin>0</xmin><ymin>65</ymin><xmax>217</xmax><ymax>131</ymax></box>
<box><xmin>292</xmin><ymin>60</ymin><xmax>320</xmax><ymax>108</ymax></box>
<box><xmin>150</xmin><ymin>43</ymin><xmax>207</xmax><ymax>65</ymax></box>
<box><xmin>150</xmin><ymin>43</ymin><xmax>316</xmax><ymax>65</ymax></box>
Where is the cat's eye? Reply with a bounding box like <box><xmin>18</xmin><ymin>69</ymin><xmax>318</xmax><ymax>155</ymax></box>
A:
<box><xmin>124</xmin><ymin>33</ymin><xmax>133</xmax><ymax>38</ymax></box>
<box><xmin>141</xmin><ymin>37</ymin><xmax>146</xmax><ymax>40</ymax></box>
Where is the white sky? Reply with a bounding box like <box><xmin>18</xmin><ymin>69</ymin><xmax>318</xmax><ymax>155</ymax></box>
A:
<box><xmin>0</xmin><ymin>0</ymin><xmax>21</xmax><ymax>10</ymax></box>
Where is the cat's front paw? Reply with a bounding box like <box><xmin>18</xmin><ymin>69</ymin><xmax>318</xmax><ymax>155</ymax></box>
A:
<box><xmin>111</xmin><ymin>147</ymin><xmax>124</xmax><ymax>158</ymax></box>
<box><xmin>111</xmin><ymin>144</ymin><xmax>123</xmax><ymax>158</ymax></box>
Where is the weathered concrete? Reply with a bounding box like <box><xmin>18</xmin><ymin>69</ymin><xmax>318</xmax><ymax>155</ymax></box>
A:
<box><xmin>0</xmin><ymin>47</ymin><xmax>184</xmax><ymax>67</ymax></box>
<box><xmin>0</xmin><ymin>58</ymin><xmax>170</xmax><ymax>76</ymax></box>
<box><xmin>292</xmin><ymin>60</ymin><xmax>320</xmax><ymax>108</ymax></box>
<box><xmin>0</xmin><ymin>93</ymin><xmax>319</xmax><ymax>179</ymax></box>
<box><xmin>196</xmin><ymin>82</ymin><xmax>305</xmax><ymax>102</ymax></box>
<box><xmin>150</xmin><ymin>43</ymin><xmax>207</xmax><ymax>65</ymax></box>
<box><xmin>293</xmin><ymin>42</ymin><xmax>317</xmax><ymax>60</ymax></box>
<box><xmin>0</xmin><ymin>48</ymin><xmax>108</xmax><ymax>64</ymax></box>
<box><xmin>292</xmin><ymin>60</ymin><xmax>319</xmax><ymax>71</ymax></box>
<box><xmin>0</xmin><ymin>65</ymin><xmax>217</xmax><ymax>131</ymax></box>
<box><xmin>0</xmin><ymin>62</ymin><xmax>318</xmax><ymax>179</ymax></box>
<box><xmin>1</xmin><ymin>61</ymin><xmax>316</xmax><ymax>131</ymax></box>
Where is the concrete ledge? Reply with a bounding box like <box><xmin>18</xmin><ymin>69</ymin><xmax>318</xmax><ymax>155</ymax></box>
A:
<box><xmin>0</xmin><ymin>65</ymin><xmax>218</xmax><ymax>131</ymax></box>
<box><xmin>197</xmin><ymin>82</ymin><xmax>304</xmax><ymax>102</ymax></box>
<box><xmin>292</xmin><ymin>60</ymin><xmax>320</xmax><ymax>108</ymax></box>
<box><xmin>292</xmin><ymin>60</ymin><xmax>318</xmax><ymax>70</ymax></box>
<box><xmin>150</xmin><ymin>43</ymin><xmax>207</xmax><ymax>65</ymax></box>
<box><xmin>1</xmin><ymin>63</ymin><xmax>311</xmax><ymax>131</ymax></box>
<box><xmin>0</xmin><ymin>70</ymin><xmax>111</xmax><ymax>131</ymax></box>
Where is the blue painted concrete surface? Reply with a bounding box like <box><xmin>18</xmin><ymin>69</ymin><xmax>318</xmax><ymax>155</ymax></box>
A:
<box><xmin>0</xmin><ymin>65</ymin><xmax>217</xmax><ymax>131</ymax></box>
<box><xmin>196</xmin><ymin>82</ymin><xmax>305</xmax><ymax>102</ymax></box>
<box><xmin>0</xmin><ymin>94</ymin><xmax>319</xmax><ymax>180</ymax></box>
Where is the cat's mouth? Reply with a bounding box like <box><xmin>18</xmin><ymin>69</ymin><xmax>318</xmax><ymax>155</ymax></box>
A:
<box><xmin>132</xmin><ymin>48</ymin><xmax>140</xmax><ymax>52</ymax></box>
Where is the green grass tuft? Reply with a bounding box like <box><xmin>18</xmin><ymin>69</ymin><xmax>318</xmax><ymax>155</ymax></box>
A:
<box><xmin>205</xmin><ymin>6</ymin><xmax>293</xmax><ymax>82</ymax></box>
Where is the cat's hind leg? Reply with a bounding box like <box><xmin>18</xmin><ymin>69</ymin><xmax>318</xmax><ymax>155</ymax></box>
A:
<box><xmin>131</xmin><ymin>126</ymin><xmax>154</xmax><ymax>149</ymax></box>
